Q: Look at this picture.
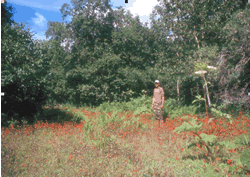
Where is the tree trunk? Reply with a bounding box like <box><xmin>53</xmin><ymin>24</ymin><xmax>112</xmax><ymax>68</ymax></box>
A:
<box><xmin>204</xmin><ymin>86</ymin><xmax>208</xmax><ymax>117</ymax></box>
<box><xmin>197</xmin><ymin>83</ymin><xmax>199</xmax><ymax>96</ymax></box>
<box><xmin>177</xmin><ymin>78</ymin><xmax>180</xmax><ymax>103</ymax></box>
<box><xmin>203</xmin><ymin>74</ymin><xmax>211</xmax><ymax>108</ymax></box>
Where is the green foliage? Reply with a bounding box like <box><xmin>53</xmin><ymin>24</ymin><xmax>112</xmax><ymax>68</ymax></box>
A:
<box><xmin>234</xmin><ymin>134</ymin><xmax>250</xmax><ymax>146</ymax></box>
<box><xmin>96</xmin><ymin>95</ymin><xmax>154</xmax><ymax>116</ymax></box>
<box><xmin>1</xmin><ymin>0</ymin><xmax>15</xmax><ymax>27</ymax></box>
<box><xmin>39</xmin><ymin>0</ymin><xmax>249</xmax><ymax>110</ymax></box>
<box><xmin>2</xmin><ymin>0</ymin><xmax>250</xmax><ymax>129</ymax></box>
<box><xmin>211</xmin><ymin>108</ymin><xmax>232</xmax><ymax>124</ymax></box>
<box><xmin>164</xmin><ymin>98</ymin><xmax>201</xmax><ymax>119</ymax></box>
<box><xmin>133</xmin><ymin>106</ymin><xmax>150</xmax><ymax>116</ymax></box>
<box><xmin>195</xmin><ymin>133</ymin><xmax>218</xmax><ymax>146</ymax></box>
<box><xmin>192</xmin><ymin>95</ymin><xmax>206</xmax><ymax>104</ymax></box>
<box><xmin>1</xmin><ymin>4</ymin><xmax>54</xmax><ymax>127</ymax></box>
<box><xmin>217</xmin><ymin>141</ymin><xmax>238</xmax><ymax>150</ymax></box>
<box><xmin>164</xmin><ymin>98</ymin><xmax>179</xmax><ymax>111</ymax></box>
<box><xmin>174</xmin><ymin>119</ymin><xmax>203</xmax><ymax>134</ymax></box>
<box><xmin>232</xmin><ymin>133</ymin><xmax>250</xmax><ymax>172</ymax></box>
<box><xmin>209</xmin><ymin>103</ymin><xmax>241</xmax><ymax>119</ymax></box>
<box><xmin>193</xmin><ymin>45</ymin><xmax>221</xmax><ymax>76</ymax></box>
<box><xmin>240</xmin><ymin>148</ymin><xmax>250</xmax><ymax>168</ymax></box>
<box><xmin>194</xmin><ymin>62</ymin><xmax>208</xmax><ymax>72</ymax></box>
<box><xmin>218</xmin><ymin>7</ymin><xmax>250</xmax><ymax>97</ymax></box>
<box><xmin>150</xmin><ymin>0</ymin><xmax>249</xmax><ymax>109</ymax></box>
<box><xmin>43</xmin><ymin>1</ymin><xmax>178</xmax><ymax>107</ymax></box>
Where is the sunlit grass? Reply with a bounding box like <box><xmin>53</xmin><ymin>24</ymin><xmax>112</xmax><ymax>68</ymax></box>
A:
<box><xmin>1</xmin><ymin>98</ymin><xmax>250</xmax><ymax>176</ymax></box>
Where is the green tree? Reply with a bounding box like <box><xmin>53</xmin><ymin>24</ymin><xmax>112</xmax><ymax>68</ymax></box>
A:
<box><xmin>216</xmin><ymin>6</ymin><xmax>250</xmax><ymax>111</ymax></box>
<box><xmin>149</xmin><ymin>0</ymin><xmax>249</xmax><ymax>106</ymax></box>
<box><xmin>44</xmin><ymin>0</ymin><xmax>165</xmax><ymax>106</ymax></box>
<box><xmin>1</xmin><ymin>12</ymin><xmax>52</xmax><ymax>126</ymax></box>
<box><xmin>1</xmin><ymin>0</ymin><xmax>15</xmax><ymax>27</ymax></box>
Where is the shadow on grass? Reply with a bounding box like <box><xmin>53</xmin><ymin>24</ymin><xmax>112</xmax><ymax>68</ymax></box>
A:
<box><xmin>3</xmin><ymin>106</ymin><xmax>77</xmax><ymax>130</ymax></box>
<box><xmin>182</xmin><ymin>153</ymin><xmax>209</xmax><ymax>161</ymax></box>
<box><xmin>38</xmin><ymin>108</ymin><xmax>75</xmax><ymax>125</ymax></box>
<box><xmin>163</xmin><ymin>114</ymin><xmax>169</xmax><ymax>123</ymax></box>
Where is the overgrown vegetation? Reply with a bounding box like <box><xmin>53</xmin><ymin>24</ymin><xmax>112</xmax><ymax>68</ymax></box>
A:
<box><xmin>1</xmin><ymin>98</ymin><xmax>250</xmax><ymax>176</ymax></box>
<box><xmin>1</xmin><ymin>0</ymin><xmax>250</xmax><ymax>176</ymax></box>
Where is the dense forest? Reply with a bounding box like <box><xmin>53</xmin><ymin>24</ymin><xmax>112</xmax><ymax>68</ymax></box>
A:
<box><xmin>1</xmin><ymin>0</ymin><xmax>250</xmax><ymax>126</ymax></box>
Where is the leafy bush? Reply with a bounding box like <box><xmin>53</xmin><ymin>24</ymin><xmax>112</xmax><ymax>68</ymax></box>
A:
<box><xmin>164</xmin><ymin>98</ymin><xmax>201</xmax><ymax>119</ymax></box>
<box><xmin>240</xmin><ymin>148</ymin><xmax>250</xmax><ymax>169</ymax></box>
<box><xmin>234</xmin><ymin>134</ymin><xmax>250</xmax><ymax>170</ymax></box>
<box><xmin>1</xmin><ymin>79</ymin><xmax>48</xmax><ymax>127</ymax></box>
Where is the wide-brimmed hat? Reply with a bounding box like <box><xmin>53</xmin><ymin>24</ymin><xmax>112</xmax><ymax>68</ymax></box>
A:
<box><xmin>155</xmin><ymin>80</ymin><xmax>160</xmax><ymax>83</ymax></box>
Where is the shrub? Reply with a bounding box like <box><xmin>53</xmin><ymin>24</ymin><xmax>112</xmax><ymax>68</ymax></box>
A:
<box><xmin>1</xmin><ymin>79</ymin><xmax>48</xmax><ymax>127</ymax></box>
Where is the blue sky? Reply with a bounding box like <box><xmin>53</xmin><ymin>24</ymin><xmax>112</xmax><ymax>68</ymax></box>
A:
<box><xmin>5</xmin><ymin>0</ymin><xmax>161</xmax><ymax>41</ymax></box>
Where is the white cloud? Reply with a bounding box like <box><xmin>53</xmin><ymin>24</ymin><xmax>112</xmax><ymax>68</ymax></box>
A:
<box><xmin>32</xmin><ymin>12</ymin><xmax>47</xmax><ymax>27</ymax></box>
<box><xmin>126</xmin><ymin>0</ymin><xmax>159</xmax><ymax>16</ymax></box>
<box><xmin>124</xmin><ymin>0</ymin><xmax>160</xmax><ymax>28</ymax></box>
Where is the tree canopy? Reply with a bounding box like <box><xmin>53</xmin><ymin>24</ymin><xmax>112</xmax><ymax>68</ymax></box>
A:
<box><xmin>1</xmin><ymin>0</ymin><xmax>250</xmax><ymax>126</ymax></box>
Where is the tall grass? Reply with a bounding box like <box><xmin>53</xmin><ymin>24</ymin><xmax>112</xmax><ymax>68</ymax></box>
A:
<box><xmin>1</xmin><ymin>96</ymin><xmax>250</xmax><ymax>176</ymax></box>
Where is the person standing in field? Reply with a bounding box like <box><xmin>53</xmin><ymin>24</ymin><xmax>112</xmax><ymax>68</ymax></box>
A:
<box><xmin>151</xmin><ymin>80</ymin><xmax>165</xmax><ymax>127</ymax></box>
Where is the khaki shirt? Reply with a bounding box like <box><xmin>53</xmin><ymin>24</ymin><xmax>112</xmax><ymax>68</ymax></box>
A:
<box><xmin>152</xmin><ymin>87</ymin><xmax>165</xmax><ymax>105</ymax></box>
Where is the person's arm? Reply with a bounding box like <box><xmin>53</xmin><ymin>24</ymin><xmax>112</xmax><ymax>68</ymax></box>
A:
<box><xmin>152</xmin><ymin>89</ymin><xmax>155</xmax><ymax>105</ymax></box>
<box><xmin>161</xmin><ymin>88</ymin><xmax>165</xmax><ymax>108</ymax></box>
<box><xmin>161</xmin><ymin>96</ymin><xmax>165</xmax><ymax>108</ymax></box>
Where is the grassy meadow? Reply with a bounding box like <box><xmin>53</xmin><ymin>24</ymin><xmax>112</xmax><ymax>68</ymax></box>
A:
<box><xmin>1</xmin><ymin>96</ymin><xmax>250</xmax><ymax>177</ymax></box>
